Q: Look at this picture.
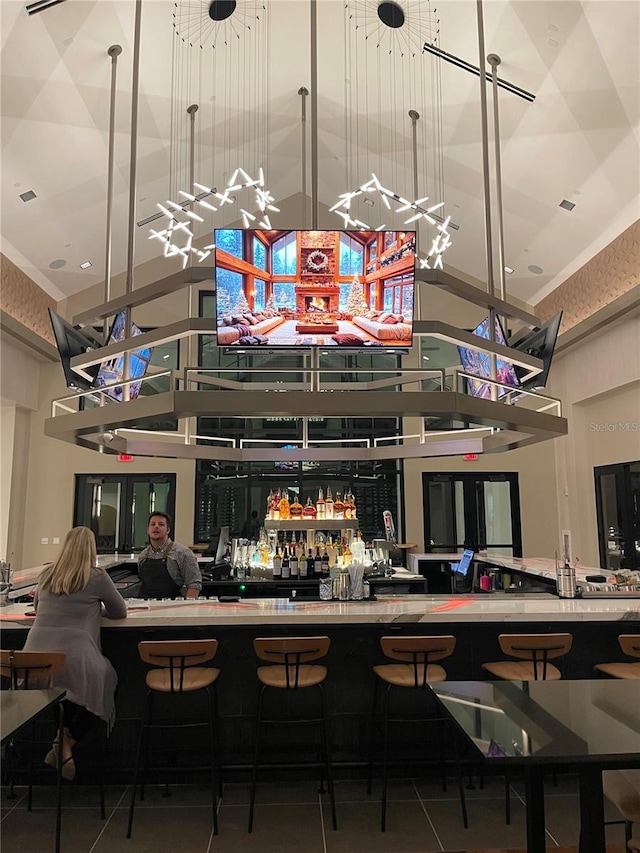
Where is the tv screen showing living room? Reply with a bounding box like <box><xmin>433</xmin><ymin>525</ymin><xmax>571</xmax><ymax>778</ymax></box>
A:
<box><xmin>213</xmin><ymin>228</ymin><xmax>416</xmax><ymax>348</ymax></box>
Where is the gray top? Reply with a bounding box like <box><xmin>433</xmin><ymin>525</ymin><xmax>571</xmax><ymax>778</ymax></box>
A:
<box><xmin>137</xmin><ymin>540</ymin><xmax>202</xmax><ymax>595</ymax></box>
<box><xmin>23</xmin><ymin>568</ymin><xmax>127</xmax><ymax>730</ymax></box>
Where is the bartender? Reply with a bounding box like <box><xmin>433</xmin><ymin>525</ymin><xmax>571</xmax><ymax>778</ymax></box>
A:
<box><xmin>137</xmin><ymin>512</ymin><xmax>202</xmax><ymax>599</ymax></box>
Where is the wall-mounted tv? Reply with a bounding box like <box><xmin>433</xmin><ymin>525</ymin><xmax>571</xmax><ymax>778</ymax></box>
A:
<box><xmin>457</xmin><ymin>316</ymin><xmax>520</xmax><ymax>399</ymax></box>
<box><xmin>213</xmin><ymin>228</ymin><xmax>416</xmax><ymax>348</ymax></box>
<box><xmin>48</xmin><ymin>308</ymin><xmax>104</xmax><ymax>391</ymax></box>
<box><xmin>509</xmin><ymin>311</ymin><xmax>563</xmax><ymax>390</ymax></box>
<box><xmin>95</xmin><ymin>312</ymin><xmax>153</xmax><ymax>401</ymax></box>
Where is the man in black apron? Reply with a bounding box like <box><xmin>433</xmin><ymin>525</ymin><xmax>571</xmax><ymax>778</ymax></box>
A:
<box><xmin>137</xmin><ymin>512</ymin><xmax>202</xmax><ymax>600</ymax></box>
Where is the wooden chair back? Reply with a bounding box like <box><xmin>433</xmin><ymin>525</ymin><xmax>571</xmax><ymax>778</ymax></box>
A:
<box><xmin>253</xmin><ymin>637</ymin><xmax>330</xmax><ymax>690</ymax></box>
<box><xmin>0</xmin><ymin>650</ymin><xmax>66</xmax><ymax>689</ymax></box>
<box><xmin>138</xmin><ymin>640</ymin><xmax>218</xmax><ymax>693</ymax></box>
<box><xmin>379</xmin><ymin>635</ymin><xmax>456</xmax><ymax>688</ymax></box>
<box><xmin>497</xmin><ymin>633</ymin><xmax>572</xmax><ymax>680</ymax></box>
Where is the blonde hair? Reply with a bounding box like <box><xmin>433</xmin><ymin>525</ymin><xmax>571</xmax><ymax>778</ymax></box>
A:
<box><xmin>39</xmin><ymin>526</ymin><xmax>97</xmax><ymax>595</ymax></box>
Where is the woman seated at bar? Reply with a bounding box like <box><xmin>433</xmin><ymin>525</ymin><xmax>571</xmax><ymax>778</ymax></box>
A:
<box><xmin>23</xmin><ymin>526</ymin><xmax>127</xmax><ymax>779</ymax></box>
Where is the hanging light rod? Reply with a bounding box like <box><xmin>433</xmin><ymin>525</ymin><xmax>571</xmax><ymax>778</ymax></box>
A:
<box><xmin>422</xmin><ymin>43</ymin><xmax>535</xmax><ymax>103</ymax></box>
<box><xmin>25</xmin><ymin>0</ymin><xmax>67</xmax><ymax>14</ymax></box>
<box><xmin>136</xmin><ymin>187</ymin><xmax>217</xmax><ymax>227</ymax></box>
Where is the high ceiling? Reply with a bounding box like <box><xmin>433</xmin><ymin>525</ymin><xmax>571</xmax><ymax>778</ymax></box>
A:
<box><xmin>1</xmin><ymin>0</ymin><xmax>638</xmax><ymax>307</ymax></box>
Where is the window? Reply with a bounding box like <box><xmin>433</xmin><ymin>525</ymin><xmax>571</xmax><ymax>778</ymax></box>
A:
<box><xmin>338</xmin><ymin>284</ymin><xmax>351</xmax><ymax>311</ymax></box>
<box><xmin>254</xmin><ymin>279</ymin><xmax>266</xmax><ymax>311</ymax></box>
<box><xmin>273</xmin><ymin>282</ymin><xmax>296</xmax><ymax>309</ymax></box>
<box><xmin>272</xmin><ymin>232</ymin><xmax>297</xmax><ymax>275</ymax></box>
<box><xmin>253</xmin><ymin>236</ymin><xmax>267</xmax><ymax>271</ymax></box>
<box><xmin>339</xmin><ymin>234</ymin><xmax>364</xmax><ymax>276</ymax></box>
<box><xmin>216</xmin><ymin>228</ymin><xmax>243</xmax><ymax>259</ymax></box>
<box><xmin>215</xmin><ymin>268</ymin><xmax>243</xmax><ymax>316</ymax></box>
<box><xmin>383</xmin><ymin>275</ymin><xmax>414</xmax><ymax>317</ymax></box>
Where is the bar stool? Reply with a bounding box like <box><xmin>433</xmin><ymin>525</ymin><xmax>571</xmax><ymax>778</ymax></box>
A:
<box><xmin>368</xmin><ymin>635</ymin><xmax>468</xmax><ymax>832</ymax></box>
<box><xmin>594</xmin><ymin>635</ymin><xmax>640</xmax><ymax>679</ymax></box>
<box><xmin>0</xmin><ymin>650</ymin><xmax>69</xmax><ymax>853</ymax></box>
<box><xmin>481</xmin><ymin>632</ymin><xmax>573</xmax><ymax>823</ymax></box>
<box><xmin>481</xmin><ymin>633</ymin><xmax>573</xmax><ymax>681</ymax></box>
<box><xmin>127</xmin><ymin>639</ymin><xmax>221</xmax><ymax>839</ymax></box>
<box><xmin>248</xmin><ymin>636</ymin><xmax>337</xmax><ymax>833</ymax></box>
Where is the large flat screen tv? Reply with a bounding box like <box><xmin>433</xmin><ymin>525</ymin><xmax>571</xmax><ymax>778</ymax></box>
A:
<box><xmin>95</xmin><ymin>312</ymin><xmax>153</xmax><ymax>401</ymax></box>
<box><xmin>48</xmin><ymin>308</ymin><xmax>104</xmax><ymax>391</ymax></box>
<box><xmin>509</xmin><ymin>311</ymin><xmax>563</xmax><ymax>390</ymax></box>
<box><xmin>213</xmin><ymin>228</ymin><xmax>416</xmax><ymax>348</ymax></box>
<box><xmin>457</xmin><ymin>316</ymin><xmax>520</xmax><ymax>399</ymax></box>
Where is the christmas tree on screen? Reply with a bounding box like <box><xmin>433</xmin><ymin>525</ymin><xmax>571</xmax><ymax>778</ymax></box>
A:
<box><xmin>266</xmin><ymin>293</ymin><xmax>276</xmax><ymax>313</ymax></box>
<box><xmin>234</xmin><ymin>290</ymin><xmax>250</xmax><ymax>314</ymax></box>
<box><xmin>346</xmin><ymin>274</ymin><xmax>368</xmax><ymax>317</ymax></box>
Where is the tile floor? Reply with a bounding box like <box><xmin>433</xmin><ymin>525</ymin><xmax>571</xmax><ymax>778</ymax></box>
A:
<box><xmin>0</xmin><ymin>775</ymin><xmax>628</xmax><ymax>853</ymax></box>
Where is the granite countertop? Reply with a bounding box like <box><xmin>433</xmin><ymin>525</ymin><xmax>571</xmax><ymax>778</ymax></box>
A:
<box><xmin>1</xmin><ymin>593</ymin><xmax>638</xmax><ymax>628</ymax></box>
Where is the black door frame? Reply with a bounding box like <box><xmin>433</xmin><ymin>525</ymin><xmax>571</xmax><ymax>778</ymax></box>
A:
<box><xmin>422</xmin><ymin>471</ymin><xmax>522</xmax><ymax>557</ymax></box>
<box><xmin>74</xmin><ymin>473</ymin><xmax>177</xmax><ymax>553</ymax></box>
<box><xmin>594</xmin><ymin>460</ymin><xmax>639</xmax><ymax>572</ymax></box>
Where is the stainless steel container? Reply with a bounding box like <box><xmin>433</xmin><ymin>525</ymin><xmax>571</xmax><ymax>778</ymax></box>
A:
<box><xmin>556</xmin><ymin>563</ymin><xmax>576</xmax><ymax>598</ymax></box>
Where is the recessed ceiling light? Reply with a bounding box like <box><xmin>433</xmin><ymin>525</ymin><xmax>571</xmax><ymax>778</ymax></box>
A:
<box><xmin>363</xmin><ymin>197</ymin><xmax>375</xmax><ymax>207</ymax></box>
<box><xmin>528</xmin><ymin>264</ymin><xmax>544</xmax><ymax>275</ymax></box>
<box><xmin>80</xmin><ymin>261</ymin><xmax>92</xmax><ymax>269</ymax></box>
<box><xmin>162</xmin><ymin>354</ymin><xmax>171</xmax><ymax>360</ymax></box>
<box><xmin>20</xmin><ymin>190</ymin><xmax>36</xmax><ymax>202</ymax></box>
<box><xmin>504</xmin><ymin>265</ymin><xmax>514</xmax><ymax>274</ymax></box>
<box><xmin>559</xmin><ymin>199</ymin><xmax>575</xmax><ymax>211</ymax></box>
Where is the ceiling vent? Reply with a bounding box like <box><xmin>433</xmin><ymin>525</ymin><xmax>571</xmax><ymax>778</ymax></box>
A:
<box><xmin>25</xmin><ymin>0</ymin><xmax>67</xmax><ymax>15</ymax></box>
<box><xmin>559</xmin><ymin>199</ymin><xmax>575</xmax><ymax>211</ymax></box>
<box><xmin>19</xmin><ymin>190</ymin><xmax>37</xmax><ymax>202</ymax></box>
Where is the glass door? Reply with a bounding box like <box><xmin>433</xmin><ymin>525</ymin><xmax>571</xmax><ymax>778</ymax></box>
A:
<box><xmin>74</xmin><ymin>474</ymin><xmax>176</xmax><ymax>553</ymax></box>
<box><xmin>594</xmin><ymin>461</ymin><xmax>640</xmax><ymax>572</ymax></box>
<box><xmin>423</xmin><ymin>472</ymin><xmax>522</xmax><ymax>557</ymax></box>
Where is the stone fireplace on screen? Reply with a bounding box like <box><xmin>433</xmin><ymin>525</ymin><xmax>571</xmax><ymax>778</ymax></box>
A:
<box><xmin>295</xmin><ymin>286</ymin><xmax>340</xmax><ymax>314</ymax></box>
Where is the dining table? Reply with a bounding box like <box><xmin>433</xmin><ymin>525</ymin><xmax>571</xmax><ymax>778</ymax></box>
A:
<box><xmin>1</xmin><ymin>687</ymin><xmax>67</xmax><ymax>853</ymax></box>
<box><xmin>428</xmin><ymin>679</ymin><xmax>640</xmax><ymax>853</ymax></box>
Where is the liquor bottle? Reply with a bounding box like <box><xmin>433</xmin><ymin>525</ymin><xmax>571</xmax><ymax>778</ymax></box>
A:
<box><xmin>272</xmin><ymin>545</ymin><xmax>282</xmax><ymax>579</ymax></box>
<box><xmin>289</xmin><ymin>495</ymin><xmax>303</xmax><ymax>520</ymax></box>
<box><xmin>344</xmin><ymin>490</ymin><xmax>355</xmax><ymax>520</ymax></box>
<box><xmin>314</xmin><ymin>546</ymin><xmax>323</xmax><ymax>577</ymax></box>
<box><xmin>279</xmin><ymin>490</ymin><xmax>291</xmax><ymax>521</ymax></box>
<box><xmin>351</xmin><ymin>530</ymin><xmax>365</xmax><ymax>562</ymax></box>
<box><xmin>325</xmin><ymin>487</ymin><xmax>334</xmax><ymax>520</ymax></box>
<box><xmin>320</xmin><ymin>547</ymin><xmax>330</xmax><ymax>576</ymax></box>
<box><xmin>302</xmin><ymin>497</ymin><xmax>317</xmax><ymax>519</ymax></box>
<box><xmin>333</xmin><ymin>491</ymin><xmax>344</xmax><ymax>520</ymax></box>
<box><xmin>295</xmin><ymin>534</ymin><xmax>305</xmax><ymax>561</ymax></box>
<box><xmin>350</xmin><ymin>490</ymin><xmax>357</xmax><ymax>519</ymax></box>
<box><xmin>343</xmin><ymin>538</ymin><xmax>352</xmax><ymax>562</ymax></box>
<box><xmin>266</xmin><ymin>490</ymin><xmax>274</xmax><ymax>520</ymax></box>
<box><xmin>316</xmin><ymin>488</ymin><xmax>325</xmax><ymax>520</ymax></box>
<box><xmin>281</xmin><ymin>547</ymin><xmax>290</xmax><ymax>579</ymax></box>
<box><xmin>271</xmin><ymin>489</ymin><xmax>281</xmax><ymax>521</ymax></box>
<box><xmin>290</xmin><ymin>544</ymin><xmax>299</xmax><ymax>578</ymax></box>
<box><xmin>304</xmin><ymin>549</ymin><xmax>314</xmax><ymax>579</ymax></box>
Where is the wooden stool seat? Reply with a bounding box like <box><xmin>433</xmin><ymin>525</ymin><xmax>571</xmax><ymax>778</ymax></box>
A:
<box><xmin>482</xmin><ymin>660</ymin><xmax>563</xmax><ymax>681</ymax></box>
<box><xmin>595</xmin><ymin>635</ymin><xmax>640</xmax><ymax>680</ymax></box>
<box><xmin>373</xmin><ymin>662</ymin><xmax>448</xmax><ymax>687</ymax></box>
<box><xmin>146</xmin><ymin>666</ymin><xmax>220</xmax><ymax>692</ymax></box>
<box><xmin>257</xmin><ymin>663</ymin><xmax>327</xmax><ymax>689</ymax></box>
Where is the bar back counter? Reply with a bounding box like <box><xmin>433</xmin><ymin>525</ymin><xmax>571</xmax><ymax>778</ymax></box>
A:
<box><xmin>2</xmin><ymin>594</ymin><xmax>638</xmax><ymax>781</ymax></box>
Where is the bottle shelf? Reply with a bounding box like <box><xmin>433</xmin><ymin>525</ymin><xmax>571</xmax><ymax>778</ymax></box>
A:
<box><xmin>264</xmin><ymin>519</ymin><xmax>358</xmax><ymax>531</ymax></box>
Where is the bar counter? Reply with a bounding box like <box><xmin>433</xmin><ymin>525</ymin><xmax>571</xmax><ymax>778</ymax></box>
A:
<box><xmin>1</xmin><ymin>594</ymin><xmax>638</xmax><ymax>781</ymax></box>
<box><xmin>1</xmin><ymin>592</ymin><xmax>639</xmax><ymax>629</ymax></box>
